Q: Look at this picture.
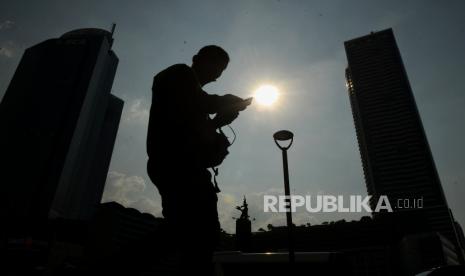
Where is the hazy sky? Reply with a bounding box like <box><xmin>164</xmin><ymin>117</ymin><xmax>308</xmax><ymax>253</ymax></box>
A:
<box><xmin>1</xmin><ymin>0</ymin><xmax>464</xmax><ymax>233</ymax></box>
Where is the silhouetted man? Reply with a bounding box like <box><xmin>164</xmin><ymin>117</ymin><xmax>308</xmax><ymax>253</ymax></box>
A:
<box><xmin>146</xmin><ymin>45</ymin><xmax>249</xmax><ymax>275</ymax></box>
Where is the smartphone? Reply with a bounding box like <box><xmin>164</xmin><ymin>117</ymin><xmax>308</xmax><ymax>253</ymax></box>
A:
<box><xmin>225</xmin><ymin>97</ymin><xmax>253</xmax><ymax>112</ymax></box>
<box><xmin>244</xmin><ymin>97</ymin><xmax>253</xmax><ymax>106</ymax></box>
<box><xmin>236</xmin><ymin>97</ymin><xmax>253</xmax><ymax>111</ymax></box>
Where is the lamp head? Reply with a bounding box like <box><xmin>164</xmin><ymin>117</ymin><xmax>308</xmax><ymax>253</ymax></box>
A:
<box><xmin>273</xmin><ymin>130</ymin><xmax>294</xmax><ymax>150</ymax></box>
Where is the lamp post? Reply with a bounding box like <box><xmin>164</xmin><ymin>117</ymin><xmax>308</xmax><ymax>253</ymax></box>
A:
<box><xmin>273</xmin><ymin>130</ymin><xmax>295</xmax><ymax>264</ymax></box>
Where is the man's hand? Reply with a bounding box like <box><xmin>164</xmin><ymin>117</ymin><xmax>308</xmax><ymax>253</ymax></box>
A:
<box><xmin>219</xmin><ymin>94</ymin><xmax>253</xmax><ymax>112</ymax></box>
<box><xmin>212</xmin><ymin>111</ymin><xmax>239</xmax><ymax>128</ymax></box>
<box><xmin>219</xmin><ymin>94</ymin><xmax>246</xmax><ymax>111</ymax></box>
<box><xmin>222</xmin><ymin>94</ymin><xmax>244</xmax><ymax>104</ymax></box>
<box><xmin>213</xmin><ymin>93</ymin><xmax>252</xmax><ymax>127</ymax></box>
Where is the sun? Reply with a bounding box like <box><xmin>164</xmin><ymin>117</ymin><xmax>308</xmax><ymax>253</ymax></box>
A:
<box><xmin>254</xmin><ymin>85</ymin><xmax>279</xmax><ymax>106</ymax></box>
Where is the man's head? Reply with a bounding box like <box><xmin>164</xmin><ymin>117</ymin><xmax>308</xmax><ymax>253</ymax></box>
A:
<box><xmin>192</xmin><ymin>45</ymin><xmax>229</xmax><ymax>86</ymax></box>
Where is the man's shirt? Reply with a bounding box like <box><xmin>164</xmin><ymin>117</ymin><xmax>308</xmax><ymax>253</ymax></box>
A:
<box><xmin>147</xmin><ymin>64</ymin><xmax>220</xmax><ymax>169</ymax></box>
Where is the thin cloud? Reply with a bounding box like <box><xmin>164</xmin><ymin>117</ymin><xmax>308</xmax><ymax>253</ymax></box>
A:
<box><xmin>0</xmin><ymin>41</ymin><xmax>16</xmax><ymax>58</ymax></box>
<box><xmin>122</xmin><ymin>98</ymin><xmax>150</xmax><ymax>124</ymax></box>
<box><xmin>0</xmin><ymin>20</ymin><xmax>14</xmax><ymax>30</ymax></box>
<box><xmin>102</xmin><ymin>171</ymin><xmax>146</xmax><ymax>205</ymax></box>
<box><xmin>101</xmin><ymin>170</ymin><xmax>162</xmax><ymax>216</ymax></box>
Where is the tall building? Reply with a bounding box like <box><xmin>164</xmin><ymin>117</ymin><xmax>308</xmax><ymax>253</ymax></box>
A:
<box><xmin>344</xmin><ymin>29</ymin><xmax>462</xmax><ymax>257</ymax></box>
<box><xmin>0</xmin><ymin>28</ymin><xmax>123</xmax><ymax>229</ymax></box>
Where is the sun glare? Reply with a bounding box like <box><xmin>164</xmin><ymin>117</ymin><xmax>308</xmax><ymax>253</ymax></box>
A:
<box><xmin>254</xmin><ymin>85</ymin><xmax>279</xmax><ymax>106</ymax></box>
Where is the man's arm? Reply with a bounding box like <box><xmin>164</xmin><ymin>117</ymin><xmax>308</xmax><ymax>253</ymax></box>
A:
<box><xmin>197</xmin><ymin>91</ymin><xmax>221</xmax><ymax>114</ymax></box>
<box><xmin>199</xmin><ymin>92</ymin><xmax>246</xmax><ymax>113</ymax></box>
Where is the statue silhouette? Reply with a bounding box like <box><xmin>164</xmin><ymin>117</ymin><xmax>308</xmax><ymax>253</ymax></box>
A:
<box><xmin>146</xmin><ymin>45</ymin><xmax>251</xmax><ymax>275</ymax></box>
<box><xmin>236</xmin><ymin>196</ymin><xmax>250</xmax><ymax>220</ymax></box>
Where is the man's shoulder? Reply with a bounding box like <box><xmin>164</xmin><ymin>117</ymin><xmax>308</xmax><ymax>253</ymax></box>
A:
<box><xmin>155</xmin><ymin>63</ymin><xmax>192</xmax><ymax>79</ymax></box>
<box><xmin>166</xmin><ymin>63</ymin><xmax>191</xmax><ymax>72</ymax></box>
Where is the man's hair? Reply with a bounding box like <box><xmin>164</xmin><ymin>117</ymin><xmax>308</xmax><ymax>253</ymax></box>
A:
<box><xmin>194</xmin><ymin>45</ymin><xmax>229</xmax><ymax>64</ymax></box>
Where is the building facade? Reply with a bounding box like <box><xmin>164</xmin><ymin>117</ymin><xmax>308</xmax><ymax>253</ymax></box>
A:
<box><xmin>344</xmin><ymin>28</ymin><xmax>462</xmax><ymax>258</ymax></box>
<box><xmin>1</xmin><ymin>28</ymin><xmax>123</xmax><ymax>230</ymax></box>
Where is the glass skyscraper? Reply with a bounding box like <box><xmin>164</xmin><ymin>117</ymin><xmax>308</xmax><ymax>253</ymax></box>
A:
<box><xmin>0</xmin><ymin>28</ymin><xmax>123</xmax><ymax>230</ymax></box>
<box><xmin>344</xmin><ymin>28</ymin><xmax>462</xmax><ymax>258</ymax></box>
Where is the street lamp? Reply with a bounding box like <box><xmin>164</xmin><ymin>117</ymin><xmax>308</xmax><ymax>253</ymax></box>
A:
<box><xmin>273</xmin><ymin>130</ymin><xmax>295</xmax><ymax>264</ymax></box>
